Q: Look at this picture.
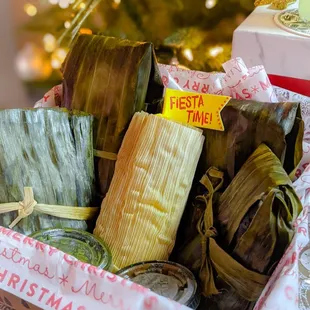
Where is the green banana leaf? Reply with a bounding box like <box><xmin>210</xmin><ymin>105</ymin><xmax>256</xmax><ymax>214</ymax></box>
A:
<box><xmin>0</xmin><ymin>108</ymin><xmax>95</xmax><ymax>235</ymax></box>
<box><xmin>61</xmin><ymin>34</ymin><xmax>163</xmax><ymax>197</ymax></box>
<box><xmin>177</xmin><ymin>144</ymin><xmax>302</xmax><ymax>310</ymax></box>
<box><xmin>201</xmin><ymin>100</ymin><xmax>303</xmax><ymax>183</ymax></box>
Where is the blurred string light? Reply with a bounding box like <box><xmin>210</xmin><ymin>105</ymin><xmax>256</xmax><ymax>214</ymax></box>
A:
<box><xmin>49</xmin><ymin>0</ymin><xmax>75</xmax><ymax>9</ymax></box>
<box><xmin>51</xmin><ymin>48</ymin><xmax>68</xmax><ymax>69</ymax></box>
<box><xmin>209</xmin><ymin>46</ymin><xmax>224</xmax><ymax>57</ymax></box>
<box><xmin>113</xmin><ymin>0</ymin><xmax>121</xmax><ymax>7</ymax></box>
<box><xmin>205</xmin><ymin>0</ymin><xmax>217</xmax><ymax>9</ymax></box>
<box><xmin>43</xmin><ymin>33</ymin><xmax>57</xmax><ymax>52</ymax></box>
<box><xmin>24</xmin><ymin>3</ymin><xmax>37</xmax><ymax>16</ymax></box>
<box><xmin>64</xmin><ymin>21</ymin><xmax>71</xmax><ymax>28</ymax></box>
<box><xmin>79</xmin><ymin>28</ymin><xmax>93</xmax><ymax>34</ymax></box>
<box><xmin>182</xmin><ymin>48</ymin><xmax>194</xmax><ymax>61</ymax></box>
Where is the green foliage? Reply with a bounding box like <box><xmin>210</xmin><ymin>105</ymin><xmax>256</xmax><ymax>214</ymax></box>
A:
<box><xmin>23</xmin><ymin>0</ymin><xmax>254</xmax><ymax>71</ymax></box>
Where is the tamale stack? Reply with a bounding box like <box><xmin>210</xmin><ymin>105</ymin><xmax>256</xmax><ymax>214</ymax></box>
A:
<box><xmin>201</xmin><ymin>100</ymin><xmax>303</xmax><ymax>182</ymax></box>
<box><xmin>61</xmin><ymin>34</ymin><xmax>163</xmax><ymax>197</ymax></box>
<box><xmin>0</xmin><ymin>108</ymin><xmax>95</xmax><ymax>235</ymax></box>
<box><xmin>94</xmin><ymin>112</ymin><xmax>204</xmax><ymax>270</ymax></box>
<box><xmin>178</xmin><ymin>144</ymin><xmax>302</xmax><ymax>310</ymax></box>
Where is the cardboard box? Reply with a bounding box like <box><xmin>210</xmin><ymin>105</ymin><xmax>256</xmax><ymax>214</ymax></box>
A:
<box><xmin>0</xmin><ymin>289</ymin><xmax>41</xmax><ymax>310</ymax></box>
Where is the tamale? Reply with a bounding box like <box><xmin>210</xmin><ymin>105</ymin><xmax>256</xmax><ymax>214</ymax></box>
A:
<box><xmin>201</xmin><ymin>100</ymin><xmax>303</xmax><ymax>182</ymax></box>
<box><xmin>177</xmin><ymin>144</ymin><xmax>302</xmax><ymax>310</ymax></box>
<box><xmin>173</xmin><ymin>99</ymin><xmax>303</xmax><ymax>258</ymax></box>
<box><xmin>0</xmin><ymin>108</ymin><xmax>94</xmax><ymax>235</ymax></box>
<box><xmin>61</xmin><ymin>34</ymin><xmax>163</xmax><ymax>197</ymax></box>
<box><xmin>94</xmin><ymin>112</ymin><xmax>204</xmax><ymax>270</ymax></box>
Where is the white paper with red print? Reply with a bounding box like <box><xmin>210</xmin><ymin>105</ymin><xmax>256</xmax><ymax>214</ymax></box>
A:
<box><xmin>158</xmin><ymin>57</ymin><xmax>278</xmax><ymax>102</ymax></box>
<box><xmin>0</xmin><ymin>228</ymin><xmax>189</xmax><ymax>310</ymax></box>
<box><xmin>34</xmin><ymin>85</ymin><xmax>62</xmax><ymax>108</ymax></box>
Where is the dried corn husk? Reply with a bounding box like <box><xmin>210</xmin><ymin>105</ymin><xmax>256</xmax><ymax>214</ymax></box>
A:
<box><xmin>94</xmin><ymin>112</ymin><xmax>204</xmax><ymax>270</ymax></box>
<box><xmin>201</xmin><ymin>100</ymin><xmax>303</xmax><ymax>183</ymax></box>
<box><xmin>61</xmin><ymin>34</ymin><xmax>163</xmax><ymax>197</ymax></box>
<box><xmin>0</xmin><ymin>108</ymin><xmax>95</xmax><ymax>235</ymax></box>
<box><xmin>178</xmin><ymin>144</ymin><xmax>302</xmax><ymax>310</ymax></box>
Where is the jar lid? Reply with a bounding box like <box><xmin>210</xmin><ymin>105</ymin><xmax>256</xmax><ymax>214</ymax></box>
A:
<box><xmin>30</xmin><ymin>228</ymin><xmax>112</xmax><ymax>270</ymax></box>
<box><xmin>116</xmin><ymin>260</ymin><xmax>200</xmax><ymax>309</ymax></box>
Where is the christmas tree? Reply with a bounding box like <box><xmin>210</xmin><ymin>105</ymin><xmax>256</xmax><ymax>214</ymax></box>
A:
<box><xmin>21</xmin><ymin>0</ymin><xmax>254</xmax><ymax>79</ymax></box>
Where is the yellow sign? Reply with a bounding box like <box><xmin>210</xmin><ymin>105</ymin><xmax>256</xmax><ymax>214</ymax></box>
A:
<box><xmin>163</xmin><ymin>89</ymin><xmax>230</xmax><ymax>131</ymax></box>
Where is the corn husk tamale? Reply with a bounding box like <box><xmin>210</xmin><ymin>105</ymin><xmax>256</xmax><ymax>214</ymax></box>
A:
<box><xmin>0</xmin><ymin>108</ymin><xmax>95</xmax><ymax>235</ymax></box>
<box><xmin>201</xmin><ymin>100</ymin><xmax>303</xmax><ymax>182</ymax></box>
<box><xmin>94</xmin><ymin>112</ymin><xmax>204</xmax><ymax>270</ymax></box>
<box><xmin>61</xmin><ymin>34</ymin><xmax>163</xmax><ymax>197</ymax></box>
<box><xmin>177</xmin><ymin>144</ymin><xmax>302</xmax><ymax>310</ymax></box>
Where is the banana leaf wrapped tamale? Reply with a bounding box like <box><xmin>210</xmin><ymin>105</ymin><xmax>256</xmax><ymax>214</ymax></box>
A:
<box><xmin>0</xmin><ymin>108</ymin><xmax>95</xmax><ymax>235</ymax></box>
<box><xmin>177</xmin><ymin>144</ymin><xmax>302</xmax><ymax>310</ymax></box>
<box><xmin>173</xmin><ymin>100</ymin><xmax>303</xmax><ymax>252</ymax></box>
<box><xmin>61</xmin><ymin>34</ymin><xmax>163</xmax><ymax>197</ymax></box>
<box><xmin>201</xmin><ymin>100</ymin><xmax>303</xmax><ymax>182</ymax></box>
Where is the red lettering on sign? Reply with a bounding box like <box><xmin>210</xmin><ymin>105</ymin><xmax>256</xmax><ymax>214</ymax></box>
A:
<box><xmin>259</xmin><ymin>78</ymin><xmax>271</xmax><ymax>91</ymax></box>
<box><xmin>46</xmin><ymin>293</ymin><xmax>63</xmax><ymax>309</ymax></box>
<box><xmin>8</xmin><ymin>273</ymin><xmax>20</xmax><ymax>289</ymax></box>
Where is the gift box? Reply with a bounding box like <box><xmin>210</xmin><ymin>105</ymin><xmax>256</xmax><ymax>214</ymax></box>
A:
<box><xmin>232</xmin><ymin>0</ymin><xmax>310</xmax><ymax>97</ymax></box>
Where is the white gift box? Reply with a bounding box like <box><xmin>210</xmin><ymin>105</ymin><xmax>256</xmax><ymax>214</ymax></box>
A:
<box><xmin>232</xmin><ymin>1</ymin><xmax>310</xmax><ymax>96</ymax></box>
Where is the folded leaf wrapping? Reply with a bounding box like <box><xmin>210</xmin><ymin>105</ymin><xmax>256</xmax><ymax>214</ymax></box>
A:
<box><xmin>178</xmin><ymin>144</ymin><xmax>302</xmax><ymax>310</ymax></box>
<box><xmin>94</xmin><ymin>112</ymin><xmax>204</xmax><ymax>270</ymax></box>
<box><xmin>0</xmin><ymin>108</ymin><xmax>95</xmax><ymax>235</ymax></box>
<box><xmin>201</xmin><ymin>100</ymin><xmax>303</xmax><ymax>182</ymax></box>
<box><xmin>61</xmin><ymin>34</ymin><xmax>163</xmax><ymax>197</ymax></box>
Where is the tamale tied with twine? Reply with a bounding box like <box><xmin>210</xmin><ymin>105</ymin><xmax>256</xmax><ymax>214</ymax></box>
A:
<box><xmin>94</xmin><ymin>112</ymin><xmax>204</xmax><ymax>270</ymax></box>
<box><xmin>178</xmin><ymin>144</ymin><xmax>302</xmax><ymax>310</ymax></box>
<box><xmin>61</xmin><ymin>34</ymin><xmax>163</xmax><ymax>197</ymax></box>
<box><xmin>0</xmin><ymin>109</ymin><xmax>97</xmax><ymax>235</ymax></box>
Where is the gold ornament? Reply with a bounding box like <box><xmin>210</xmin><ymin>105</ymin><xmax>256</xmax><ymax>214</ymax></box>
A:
<box><xmin>254</xmin><ymin>0</ymin><xmax>296</xmax><ymax>10</ymax></box>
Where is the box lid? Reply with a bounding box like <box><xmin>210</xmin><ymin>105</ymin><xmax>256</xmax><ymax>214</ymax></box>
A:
<box><xmin>232</xmin><ymin>1</ymin><xmax>310</xmax><ymax>80</ymax></box>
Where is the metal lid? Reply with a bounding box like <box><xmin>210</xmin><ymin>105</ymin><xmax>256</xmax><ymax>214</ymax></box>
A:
<box><xmin>30</xmin><ymin>228</ymin><xmax>112</xmax><ymax>270</ymax></box>
<box><xmin>116</xmin><ymin>260</ymin><xmax>200</xmax><ymax>309</ymax></box>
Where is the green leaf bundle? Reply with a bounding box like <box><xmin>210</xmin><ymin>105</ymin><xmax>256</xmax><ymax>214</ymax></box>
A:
<box><xmin>61</xmin><ymin>34</ymin><xmax>163</xmax><ymax>197</ymax></box>
<box><xmin>0</xmin><ymin>108</ymin><xmax>95</xmax><ymax>235</ymax></box>
<box><xmin>201</xmin><ymin>100</ymin><xmax>303</xmax><ymax>183</ymax></box>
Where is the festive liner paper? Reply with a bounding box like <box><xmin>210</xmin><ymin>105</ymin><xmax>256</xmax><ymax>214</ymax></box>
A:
<box><xmin>34</xmin><ymin>85</ymin><xmax>62</xmax><ymax>108</ymax></box>
<box><xmin>158</xmin><ymin>57</ymin><xmax>278</xmax><ymax>103</ymax></box>
<box><xmin>94</xmin><ymin>112</ymin><xmax>204</xmax><ymax>270</ymax></box>
<box><xmin>60</xmin><ymin>34</ymin><xmax>163</xmax><ymax>198</ymax></box>
<box><xmin>0</xmin><ymin>109</ymin><xmax>97</xmax><ymax>235</ymax></box>
<box><xmin>0</xmin><ymin>227</ymin><xmax>189</xmax><ymax>310</ymax></box>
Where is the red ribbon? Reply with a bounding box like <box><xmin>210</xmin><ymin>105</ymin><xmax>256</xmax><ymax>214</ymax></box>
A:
<box><xmin>269</xmin><ymin>74</ymin><xmax>310</xmax><ymax>97</ymax></box>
